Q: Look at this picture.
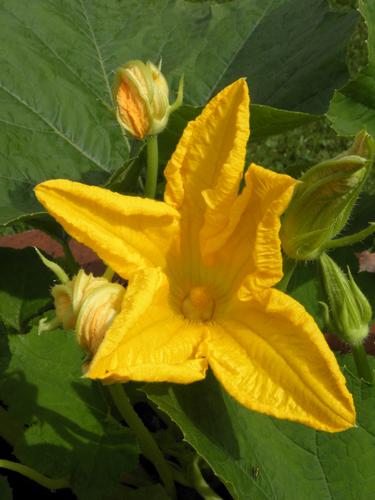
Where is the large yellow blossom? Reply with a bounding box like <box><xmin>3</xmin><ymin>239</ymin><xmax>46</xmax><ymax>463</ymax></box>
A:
<box><xmin>35</xmin><ymin>80</ymin><xmax>355</xmax><ymax>432</ymax></box>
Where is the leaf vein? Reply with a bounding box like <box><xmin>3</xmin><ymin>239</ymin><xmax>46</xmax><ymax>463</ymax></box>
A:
<box><xmin>0</xmin><ymin>83</ymin><xmax>110</xmax><ymax>173</ymax></box>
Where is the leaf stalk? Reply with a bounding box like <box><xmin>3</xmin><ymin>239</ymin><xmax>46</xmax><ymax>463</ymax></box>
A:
<box><xmin>108</xmin><ymin>384</ymin><xmax>176</xmax><ymax>499</ymax></box>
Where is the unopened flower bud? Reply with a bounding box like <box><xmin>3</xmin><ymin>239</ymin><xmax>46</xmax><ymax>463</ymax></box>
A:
<box><xmin>51</xmin><ymin>270</ymin><xmax>125</xmax><ymax>356</ymax></box>
<box><xmin>76</xmin><ymin>283</ymin><xmax>124</xmax><ymax>355</ymax></box>
<box><xmin>320</xmin><ymin>253</ymin><xmax>372</xmax><ymax>346</ymax></box>
<box><xmin>280</xmin><ymin>131</ymin><xmax>374</xmax><ymax>260</ymax></box>
<box><xmin>36</xmin><ymin>251</ymin><xmax>126</xmax><ymax>355</ymax></box>
<box><xmin>51</xmin><ymin>270</ymin><xmax>108</xmax><ymax>330</ymax></box>
<box><xmin>113</xmin><ymin>59</ymin><xmax>183</xmax><ymax>139</ymax></box>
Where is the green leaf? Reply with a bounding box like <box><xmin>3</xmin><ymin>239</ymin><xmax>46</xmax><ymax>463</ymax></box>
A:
<box><xmin>0</xmin><ymin>328</ymin><xmax>139</xmax><ymax>500</ymax></box>
<box><xmin>0</xmin><ymin>212</ymin><xmax>65</xmax><ymax>243</ymax></box>
<box><xmin>144</xmin><ymin>356</ymin><xmax>375</xmax><ymax>500</ymax></box>
<box><xmin>0</xmin><ymin>0</ymin><xmax>357</xmax><ymax>224</ymax></box>
<box><xmin>328</xmin><ymin>1</ymin><xmax>375</xmax><ymax>137</ymax></box>
<box><xmin>250</xmin><ymin>105</ymin><xmax>321</xmax><ymax>140</ymax></box>
<box><xmin>0</xmin><ymin>476</ymin><xmax>12</xmax><ymax>500</ymax></box>
<box><xmin>0</xmin><ymin>248</ymin><xmax>54</xmax><ymax>332</ymax></box>
<box><xmin>215</xmin><ymin>0</ymin><xmax>358</xmax><ymax>113</ymax></box>
<box><xmin>287</xmin><ymin>261</ymin><xmax>325</xmax><ymax>330</ymax></box>
<box><xmin>105</xmin><ymin>154</ymin><xmax>145</xmax><ymax>195</ymax></box>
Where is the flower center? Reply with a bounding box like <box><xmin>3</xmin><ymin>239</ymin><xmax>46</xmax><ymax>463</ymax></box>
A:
<box><xmin>182</xmin><ymin>286</ymin><xmax>215</xmax><ymax>321</ymax></box>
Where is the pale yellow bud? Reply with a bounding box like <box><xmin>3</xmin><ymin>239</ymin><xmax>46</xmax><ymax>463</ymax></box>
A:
<box><xmin>51</xmin><ymin>270</ymin><xmax>107</xmax><ymax>330</ymax></box>
<box><xmin>76</xmin><ymin>283</ymin><xmax>124</xmax><ymax>355</ymax></box>
<box><xmin>51</xmin><ymin>270</ymin><xmax>125</xmax><ymax>356</ymax></box>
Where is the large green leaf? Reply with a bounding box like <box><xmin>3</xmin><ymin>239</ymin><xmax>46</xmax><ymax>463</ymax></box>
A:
<box><xmin>328</xmin><ymin>0</ymin><xmax>375</xmax><ymax>136</ymax></box>
<box><xmin>0</xmin><ymin>0</ymin><xmax>357</xmax><ymax>225</ymax></box>
<box><xmin>0</xmin><ymin>329</ymin><xmax>139</xmax><ymax>500</ymax></box>
<box><xmin>144</xmin><ymin>357</ymin><xmax>375</xmax><ymax>500</ymax></box>
<box><xmin>214</xmin><ymin>0</ymin><xmax>358</xmax><ymax>113</ymax></box>
<box><xmin>0</xmin><ymin>248</ymin><xmax>54</xmax><ymax>332</ymax></box>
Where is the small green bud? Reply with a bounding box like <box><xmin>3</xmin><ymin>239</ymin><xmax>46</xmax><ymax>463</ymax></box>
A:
<box><xmin>319</xmin><ymin>252</ymin><xmax>372</xmax><ymax>346</ymax></box>
<box><xmin>113</xmin><ymin>59</ymin><xmax>183</xmax><ymax>140</ymax></box>
<box><xmin>280</xmin><ymin>131</ymin><xmax>374</xmax><ymax>260</ymax></box>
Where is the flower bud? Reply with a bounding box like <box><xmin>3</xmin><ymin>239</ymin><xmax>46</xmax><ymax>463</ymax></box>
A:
<box><xmin>51</xmin><ymin>270</ymin><xmax>108</xmax><ymax>330</ymax></box>
<box><xmin>51</xmin><ymin>270</ymin><xmax>125</xmax><ymax>355</ymax></box>
<box><xmin>280</xmin><ymin>131</ymin><xmax>374</xmax><ymax>260</ymax></box>
<box><xmin>113</xmin><ymin>60</ymin><xmax>182</xmax><ymax>139</ymax></box>
<box><xmin>320</xmin><ymin>252</ymin><xmax>372</xmax><ymax>346</ymax></box>
<box><xmin>76</xmin><ymin>283</ymin><xmax>124</xmax><ymax>355</ymax></box>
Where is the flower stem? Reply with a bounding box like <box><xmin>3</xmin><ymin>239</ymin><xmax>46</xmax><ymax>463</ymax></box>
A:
<box><xmin>351</xmin><ymin>344</ymin><xmax>373</xmax><ymax>383</ymax></box>
<box><xmin>324</xmin><ymin>223</ymin><xmax>375</xmax><ymax>250</ymax></box>
<box><xmin>0</xmin><ymin>459</ymin><xmax>69</xmax><ymax>490</ymax></box>
<box><xmin>108</xmin><ymin>384</ymin><xmax>176</xmax><ymax>499</ymax></box>
<box><xmin>145</xmin><ymin>135</ymin><xmax>159</xmax><ymax>199</ymax></box>
<box><xmin>188</xmin><ymin>457</ymin><xmax>222</xmax><ymax>500</ymax></box>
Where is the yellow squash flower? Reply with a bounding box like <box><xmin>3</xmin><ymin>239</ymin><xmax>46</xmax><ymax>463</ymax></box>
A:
<box><xmin>35</xmin><ymin>80</ymin><xmax>355</xmax><ymax>432</ymax></box>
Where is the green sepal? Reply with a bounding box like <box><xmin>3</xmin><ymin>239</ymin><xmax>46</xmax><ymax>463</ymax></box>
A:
<box><xmin>281</xmin><ymin>131</ymin><xmax>374</xmax><ymax>260</ymax></box>
<box><xmin>319</xmin><ymin>252</ymin><xmax>372</xmax><ymax>346</ymax></box>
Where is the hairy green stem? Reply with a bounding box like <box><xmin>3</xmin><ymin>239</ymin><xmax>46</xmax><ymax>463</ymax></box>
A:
<box><xmin>108</xmin><ymin>384</ymin><xmax>176</xmax><ymax>499</ymax></box>
<box><xmin>324</xmin><ymin>223</ymin><xmax>375</xmax><ymax>249</ymax></box>
<box><xmin>352</xmin><ymin>344</ymin><xmax>373</xmax><ymax>383</ymax></box>
<box><xmin>0</xmin><ymin>459</ymin><xmax>69</xmax><ymax>490</ymax></box>
<box><xmin>145</xmin><ymin>135</ymin><xmax>159</xmax><ymax>199</ymax></box>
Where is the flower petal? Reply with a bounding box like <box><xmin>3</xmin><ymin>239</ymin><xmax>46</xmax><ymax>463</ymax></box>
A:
<box><xmin>87</xmin><ymin>267</ymin><xmax>208</xmax><ymax>383</ymax></box>
<box><xmin>208</xmin><ymin>289</ymin><xmax>355</xmax><ymax>432</ymax></box>
<box><xmin>207</xmin><ymin>164</ymin><xmax>297</xmax><ymax>293</ymax></box>
<box><xmin>164</xmin><ymin>79</ymin><xmax>249</xmax><ymax>257</ymax></box>
<box><xmin>35</xmin><ymin>180</ymin><xmax>179</xmax><ymax>279</ymax></box>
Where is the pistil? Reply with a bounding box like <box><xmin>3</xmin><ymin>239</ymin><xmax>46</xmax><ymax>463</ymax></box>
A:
<box><xmin>182</xmin><ymin>286</ymin><xmax>215</xmax><ymax>321</ymax></box>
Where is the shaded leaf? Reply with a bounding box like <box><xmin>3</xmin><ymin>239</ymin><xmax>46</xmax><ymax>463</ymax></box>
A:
<box><xmin>144</xmin><ymin>356</ymin><xmax>375</xmax><ymax>500</ymax></box>
<box><xmin>287</xmin><ymin>260</ymin><xmax>325</xmax><ymax>330</ymax></box>
<box><xmin>215</xmin><ymin>0</ymin><xmax>358</xmax><ymax>113</ymax></box>
<box><xmin>119</xmin><ymin>485</ymin><xmax>169</xmax><ymax>500</ymax></box>
<box><xmin>0</xmin><ymin>248</ymin><xmax>54</xmax><ymax>332</ymax></box>
<box><xmin>0</xmin><ymin>328</ymin><xmax>139</xmax><ymax>500</ymax></box>
<box><xmin>105</xmin><ymin>154</ymin><xmax>145</xmax><ymax>195</ymax></box>
<box><xmin>250</xmin><ymin>105</ymin><xmax>320</xmax><ymax>140</ymax></box>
